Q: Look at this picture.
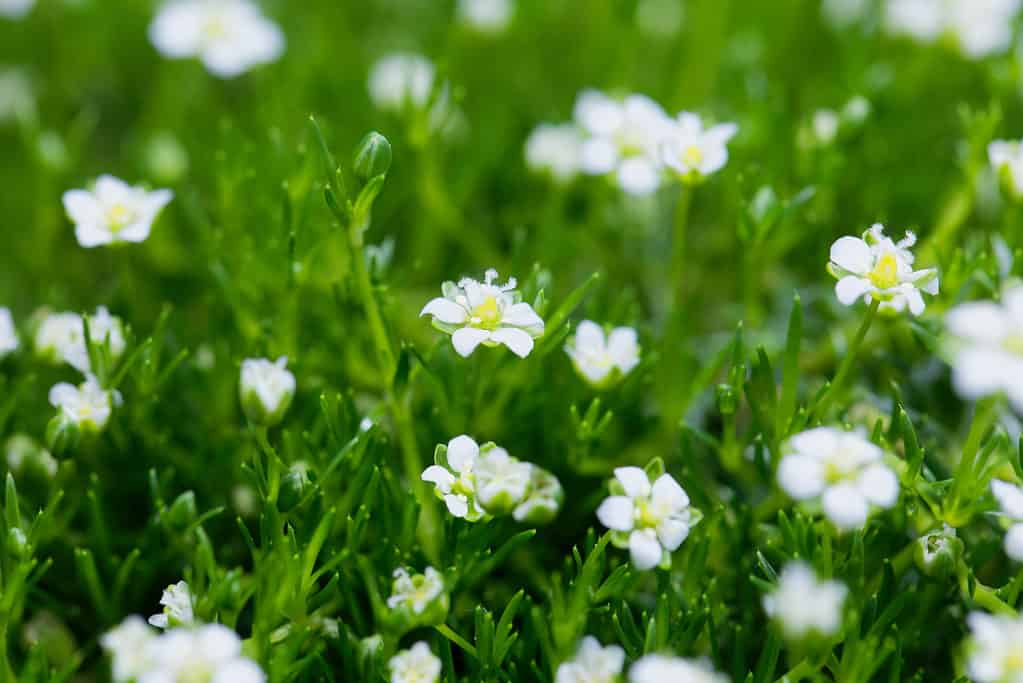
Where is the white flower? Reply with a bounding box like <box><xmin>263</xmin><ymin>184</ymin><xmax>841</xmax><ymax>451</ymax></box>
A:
<box><xmin>5</xmin><ymin>434</ymin><xmax>57</xmax><ymax>478</ymax></box>
<box><xmin>34</xmin><ymin>307</ymin><xmax>126</xmax><ymax>373</ymax></box>
<box><xmin>596</xmin><ymin>467</ymin><xmax>701</xmax><ymax>570</ymax></box>
<box><xmin>141</xmin><ymin>623</ymin><xmax>265</xmax><ymax>683</ymax></box>
<box><xmin>555</xmin><ymin>636</ymin><xmax>625</xmax><ymax>683</ymax></box>
<box><xmin>828</xmin><ymin>223</ymin><xmax>939</xmax><ymax>316</ymax></box>
<box><xmin>513</xmin><ymin>466</ymin><xmax>564</xmax><ymax>524</ymax></box>
<box><xmin>457</xmin><ymin>0</ymin><xmax>513</xmax><ymax>33</ymax></box>
<box><xmin>990</xmin><ymin>480</ymin><xmax>1023</xmax><ymax>561</ymax></box>
<box><xmin>422</xmin><ymin>434</ymin><xmax>486</xmax><ymax>520</ymax></box>
<box><xmin>148</xmin><ymin>581</ymin><xmax>195</xmax><ymax>629</ymax></box>
<box><xmin>989</xmin><ymin>139</ymin><xmax>1023</xmax><ymax>199</ymax></box>
<box><xmin>101</xmin><ymin>616</ymin><xmax>156</xmax><ymax>682</ymax></box>
<box><xmin>149</xmin><ymin>0</ymin><xmax>285</xmax><ymax>78</ymax></box>
<box><xmin>778</xmin><ymin>427</ymin><xmax>899</xmax><ymax>530</ymax></box>
<box><xmin>0</xmin><ymin>0</ymin><xmax>32</xmax><ymax>19</ymax></box>
<box><xmin>49</xmin><ymin>376</ymin><xmax>121</xmax><ymax>433</ymax></box>
<box><xmin>0</xmin><ymin>68</ymin><xmax>35</xmax><ymax>124</ymax></box>
<box><xmin>966</xmin><ymin>611</ymin><xmax>1023</xmax><ymax>682</ymax></box>
<box><xmin>368</xmin><ymin>53</ymin><xmax>456</xmax><ymax>135</ymax></box>
<box><xmin>574</xmin><ymin>89</ymin><xmax>672</xmax><ymax>196</ymax></box>
<box><xmin>885</xmin><ymin>0</ymin><xmax>1021</xmax><ymax>59</ymax></box>
<box><xmin>763</xmin><ymin>562</ymin><xmax>847</xmax><ymax>639</ymax></box>
<box><xmin>62</xmin><ymin>175</ymin><xmax>173</xmax><ymax>248</ymax></box>
<box><xmin>811</xmin><ymin>109</ymin><xmax>840</xmax><ymax>146</ymax></box>
<box><xmin>565</xmin><ymin>321</ymin><xmax>640</xmax><ymax>387</ymax></box>
<box><xmin>475</xmin><ymin>447</ymin><xmax>533</xmax><ymax>513</ymax></box>
<box><xmin>0</xmin><ymin>307</ymin><xmax>18</xmax><ymax>358</ymax></box>
<box><xmin>389</xmin><ymin>641</ymin><xmax>442</xmax><ymax>683</ymax></box>
<box><xmin>629</xmin><ymin>654</ymin><xmax>728</xmax><ymax>683</ymax></box>
<box><xmin>420</xmin><ymin>269</ymin><xmax>544</xmax><ymax>358</ymax></box>
<box><xmin>239</xmin><ymin>356</ymin><xmax>296</xmax><ymax>426</ymax></box>
<box><xmin>525</xmin><ymin>123</ymin><xmax>583</xmax><ymax>183</ymax></box>
<box><xmin>884</xmin><ymin>0</ymin><xmax>944</xmax><ymax>42</ymax></box>
<box><xmin>387</xmin><ymin>567</ymin><xmax>445</xmax><ymax>615</ymax></box>
<box><xmin>661</xmin><ymin>112</ymin><xmax>738</xmax><ymax>183</ymax></box>
<box><xmin>945</xmin><ymin>284</ymin><xmax>1023</xmax><ymax>412</ymax></box>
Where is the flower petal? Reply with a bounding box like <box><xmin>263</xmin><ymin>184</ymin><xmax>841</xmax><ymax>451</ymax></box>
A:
<box><xmin>822</xmin><ymin>483</ymin><xmax>869</xmax><ymax>530</ymax></box>
<box><xmin>830</xmin><ymin>236</ymin><xmax>872</xmax><ymax>275</ymax></box>
<box><xmin>992</xmin><ymin>479</ymin><xmax>1023</xmax><ymax>520</ymax></box>
<box><xmin>596</xmin><ymin>496</ymin><xmax>635</xmax><ymax>531</ymax></box>
<box><xmin>1006</xmin><ymin>523</ymin><xmax>1023</xmax><ymax>561</ymax></box>
<box><xmin>628</xmin><ymin>529</ymin><xmax>663</xmax><ymax>570</ymax></box>
<box><xmin>835</xmin><ymin>276</ymin><xmax>872</xmax><ymax>305</ymax></box>
<box><xmin>443</xmin><ymin>494</ymin><xmax>469</xmax><ymax>518</ymax></box>
<box><xmin>490</xmin><ymin>327</ymin><xmax>535</xmax><ymax>358</ymax></box>
<box><xmin>420</xmin><ymin>297</ymin><xmax>468</xmax><ymax>324</ymax></box>
<box><xmin>777</xmin><ymin>454</ymin><xmax>825</xmax><ymax>500</ymax></box>
<box><xmin>617</xmin><ymin>157</ymin><xmax>661</xmax><ymax>195</ymax></box>
<box><xmin>421</xmin><ymin>465</ymin><xmax>456</xmax><ymax>493</ymax></box>
<box><xmin>501</xmin><ymin>302</ymin><xmax>543</xmax><ymax>330</ymax></box>
<box><xmin>656</xmin><ymin>517</ymin><xmax>690</xmax><ymax>552</ymax></box>
<box><xmin>857</xmin><ymin>464</ymin><xmax>899</xmax><ymax>508</ymax></box>
<box><xmin>451</xmin><ymin>327</ymin><xmax>491</xmax><ymax>357</ymax></box>
<box><xmin>446</xmin><ymin>434</ymin><xmax>480</xmax><ymax>473</ymax></box>
<box><xmin>651</xmin><ymin>474</ymin><xmax>688</xmax><ymax>512</ymax></box>
<box><xmin>613</xmin><ymin>466</ymin><xmax>651</xmax><ymax>498</ymax></box>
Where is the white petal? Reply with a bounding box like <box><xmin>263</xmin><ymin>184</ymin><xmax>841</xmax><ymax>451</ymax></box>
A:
<box><xmin>992</xmin><ymin>480</ymin><xmax>1023</xmax><ymax>520</ymax></box>
<box><xmin>656</xmin><ymin>517</ymin><xmax>690</xmax><ymax>551</ymax></box>
<box><xmin>946</xmin><ymin>302</ymin><xmax>1008</xmax><ymax>343</ymax></box>
<box><xmin>616</xmin><ymin>157</ymin><xmax>661</xmax><ymax>195</ymax></box>
<box><xmin>830</xmin><ymin>236</ymin><xmax>872</xmax><ymax>275</ymax></box>
<box><xmin>75</xmin><ymin>223</ymin><xmax>114</xmax><ymax>248</ymax></box>
<box><xmin>650</xmin><ymin>474</ymin><xmax>688</xmax><ymax>511</ymax></box>
<box><xmin>596</xmin><ymin>496</ymin><xmax>635</xmax><ymax>531</ymax></box>
<box><xmin>788</xmin><ymin>427</ymin><xmax>840</xmax><ymax>457</ymax></box>
<box><xmin>446</xmin><ymin>435</ymin><xmax>479</xmax><ymax>473</ymax></box>
<box><xmin>822</xmin><ymin>483</ymin><xmax>869</xmax><ymax>530</ymax></box>
<box><xmin>501</xmin><ymin>302</ymin><xmax>543</xmax><ymax>330</ymax></box>
<box><xmin>451</xmin><ymin>327</ymin><xmax>490</xmax><ymax>357</ymax></box>
<box><xmin>149</xmin><ymin>3</ymin><xmax>204</xmax><ymax>57</ymax></box>
<box><xmin>628</xmin><ymin>529</ymin><xmax>663</xmax><ymax>570</ymax></box>
<box><xmin>613</xmin><ymin>466</ymin><xmax>651</xmax><ymax>498</ymax></box>
<box><xmin>421</xmin><ymin>465</ymin><xmax>456</xmax><ymax>493</ymax></box>
<box><xmin>777</xmin><ymin>454</ymin><xmax>825</xmax><ymax>500</ymax></box>
<box><xmin>490</xmin><ymin>327</ymin><xmax>535</xmax><ymax>358</ymax></box>
<box><xmin>420</xmin><ymin>297</ymin><xmax>468</xmax><ymax>324</ymax></box>
<box><xmin>573</xmin><ymin>320</ymin><xmax>606</xmax><ymax>349</ymax></box>
<box><xmin>62</xmin><ymin>190</ymin><xmax>102</xmax><ymax>226</ymax></box>
<box><xmin>578</xmin><ymin>138</ymin><xmax>618</xmax><ymax>174</ymax></box>
<box><xmin>48</xmin><ymin>382</ymin><xmax>78</xmax><ymax>409</ymax></box>
<box><xmin>1006</xmin><ymin>523</ymin><xmax>1023</xmax><ymax>561</ymax></box>
<box><xmin>707</xmin><ymin>122</ymin><xmax>739</xmax><ymax>144</ymax></box>
<box><xmin>443</xmin><ymin>494</ymin><xmax>470</xmax><ymax>518</ymax></box>
<box><xmin>835</xmin><ymin>276</ymin><xmax>872</xmax><ymax>305</ymax></box>
<box><xmin>857</xmin><ymin>464</ymin><xmax>899</xmax><ymax>508</ymax></box>
<box><xmin>952</xmin><ymin>349</ymin><xmax>1014</xmax><ymax>400</ymax></box>
<box><xmin>573</xmin><ymin>90</ymin><xmax>622</xmax><ymax>135</ymax></box>
<box><xmin>903</xmin><ymin>287</ymin><xmax>925</xmax><ymax>316</ymax></box>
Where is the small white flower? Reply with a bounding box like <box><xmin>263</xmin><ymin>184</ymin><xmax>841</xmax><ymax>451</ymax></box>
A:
<box><xmin>474</xmin><ymin>447</ymin><xmax>533</xmax><ymax>514</ymax></box>
<box><xmin>101</xmin><ymin>616</ymin><xmax>156</xmax><ymax>682</ymax></box>
<box><xmin>555</xmin><ymin>636</ymin><xmax>625</xmax><ymax>683</ymax></box>
<box><xmin>457</xmin><ymin>0</ymin><xmax>513</xmax><ymax>33</ymax></box>
<box><xmin>387</xmin><ymin>567</ymin><xmax>445</xmax><ymax>615</ymax></box>
<box><xmin>525</xmin><ymin>123</ymin><xmax>583</xmax><ymax>183</ymax></box>
<box><xmin>62</xmin><ymin>175</ymin><xmax>173</xmax><ymax>248</ymax></box>
<box><xmin>0</xmin><ymin>307</ymin><xmax>18</xmax><ymax>358</ymax></box>
<box><xmin>422</xmin><ymin>434</ymin><xmax>486</xmax><ymax>520</ymax></box>
<box><xmin>966</xmin><ymin>611</ymin><xmax>1023</xmax><ymax>682</ymax></box>
<box><xmin>945</xmin><ymin>284</ymin><xmax>1023</xmax><ymax>412</ymax></box>
<box><xmin>420</xmin><ymin>269</ymin><xmax>544</xmax><ymax>358</ymax></box>
<box><xmin>778</xmin><ymin>427</ymin><xmax>899</xmax><ymax>530</ymax></box>
<box><xmin>49</xmin><ymin>376</ymin><xmax>121</xmax><ymax>433</ymax></box>
<box><xmin>763</xmin><ymin>562</ymin><xmax>847</xmax><ymax>639</ymax></box>
<box><xmin>35</xmin><ymin>307</ymin><xmax>127</xmax><ymax>373</ymax></box>
<box><xmin>389</xmin><ymin>641</ymin><xmax>442</xmax><ymax>683</ymax></box>
<box><xmin>811</xmin><ymin>109</ymin><xmax>840</xmax><ymax>146</ymax></box>
<box><xmin>989</xmin><ymin>139</ymin><xmax>1023</xmax><ymax>199</ymax></box>
<box><xmin>565</xmin><ymin>320</ymin><xmax>640</xmax><ymax>387</ymax></box>
<box><xmin>148</xmin><ymin>581</ymin><xmax>195</xmax><ymax>629</ymax></box>
<box><xmin>990</xmin><ymin>480</ymin><xmax>1023</xmax><ymax>561</ymax></box>
<box><xmin>885</xmin><ymin>0</ymin><xmax>1021</xmax><ymax>59</ymax></box>
<box><xmin>629</xmin><ymin>654</ymin><xmax>728</xmax><ymax>683</ymax></box>
<box><xmin>596</xmin><ymin>467</ymin><xmax>701</xmax><ymax>570</ymax></box>
<box><xmin>0</xmin><ymin>68</ymin><xmax>35</xmax><ymax>124</ymax></box>
<box><xmin>367</xmin><ymin>53</ymin><xmax>457</xmax><ymax>135</ymax></box>
<box><xmin>574</xmin><ymin>89</ymin><xmax>672</xmax><ymax>195</ymax></box>
<box><xmin>149</xmin><ymin>0</ymin><xmax>285</xmax><ymax>78</ymax></box>
<box><xmin>239</xmin><ymin>356</ymin><xmax>296</xmax><ymax>426</ymax></box>
<box><xmin>142</xmin><ymin>623</ymin><xmax>264</xmax><ymax>683</ymax></box>
<box><xmin>513</xmin><ymin>466</ymin><xmax>564</xmax><ymax>524</ymax></box>
<box><xmin>0</xmin><ymin>0</ymin><xmax>33</xmax><ymax>19</ymax></box>
<box><xmin>828</xmin><ymin>223</ymin><xmax>939</xmax><ymax>316</ymax></box>
<box><xmin>661</xmin><ymin>112</ymin><xmax>738</xmax><ymax>183</ymax></box>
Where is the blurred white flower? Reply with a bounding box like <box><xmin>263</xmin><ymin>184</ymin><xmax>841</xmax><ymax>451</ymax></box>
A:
<box><xmin>387</xmin><ymin>567</ymin><xmax>445</xmax><ymax>615</ymax></box>
<box><xmin>513</xmin><ymin>466</ymin><xmax>563</xmax><ymax>524</ymax></box>
<box><xmin>574</xmin><ymin>90</ymin><xmax>672</xmax><ymax>196</ymax></box>
<box><xmin>822</xmin><ymin>0</ymin><xmax>869</xmax><ymax>27</ymax></box>
<box><xmin>389</xmin><ymin>641</ymin><xmax>442</xmax><ymax>683</ymax></box>
<box><xmin>0</xmin><ymin>68</ymin><xmax>36</xmax><ymax>124</ymax></box>
<box><xmin>828</xmin><ymin>223</ymin><xmax>938</xmax><ymax>316</ymax></box>
<box><xmin>778</xmin><ymin>427</ymin><xmax>899</xmax><ymax>530</ymax></box>
<box><xmin>239</xmin><ymin>356</ymin><xmax>296</xmax><ymax>427</ymax></box>
<box><xmin>474</xmin><ymin>446</ymin><xmax>533</xmax><ymax>514</ymax></box>
<box><xmin>148</xmin><ymin>581</ymin><xmax>195</xmax><ymax>629</ymax></box>
<box><xmin>62</xmin><ymin>175</ymin><xmax>173</xmax><ymax>248</ymax></box>
<box><xmin>945</xmin><ymin>284</ymin><xmax>1023</xmax><ymax>412</ymax></box>
<box><xmin>35</xmin><ymin>307</ymin><xmax>127</xmax><ymax>373</ymax></box>
<box><xmin>0</xmin><ymin>0</ymin><xmax>33</xmax><ymax>19</ymax></box>
<box><xmin>966</xmin><ymin>611</ymin><xmax>1023</xmax><ymax>682</ymax></box>
<box><xmin>5</xmin><ymin>434</ymin><xmax>57</xmax><ymax>478</ymax></box>
<box><xmin>457</xmin><ymin>0</ymin><xmax>513</xmax><ymax>33</ymax></box>
<box><xmin>629</xmin><ymin>654</ymin><xmax>728</xmax><ymax>683</ymax></box>
<box><xmin>420</xmin><ymin>269</ymin><xmax>544</xmax><ymax>358</ymax></box>
<box><xmin>555</xmin><ymin>636</ymin><xmax>625</xmax><ymax>683</ymax></box>
<box><xmin>369</xmin><ymin>53</ymin><xmax>435</xmax><ymax>111</ymax></box>
<box><xmin>422</xmin><ymin>434</ymin><xmax>486</xmax><ymax>520</ymax></box>
<box><xmin>140</xmin><ymin>623</ymin><xmax>264</xmax><ymax>683</ymax></box>
<box><xmin>885</xmin><ymin>0</ymin><xmax>1021</xmax><ymax>59</ymax></box>
<box><xmin>596</xmin><ymin>467</ymin><xmax>701</xmax><ymax>570</ymax></box>
<box><xmin>989</xmin><ymin>139</ymin><xmax>1023</xmax><ymax>199</ymax></box>
<box><xmin>49</xmin><ymin>376</ymin><xmax>121</xmax><ymax>433</ymax></box>
<box><xmin>0</xmin><ymin>307</ymin><xmax>18</xmax><ymax>358</ymax></box>
<box><xmin>661</xmin><ymin>112</ymin><xmax>738</xmax><ymax>183</ymax></box>
<box><xmin>565</xmin><ymin>320</ymin><xmax>640</xmax><ymax>388</ymax></box>
<box><xmin>149</xmin><ymin>0</ymin><xmax>285</xmax><ymax>78</ymax></box>
<box><xmin>991</xmin><ymin>480</ymin><xmax>1023</xmax><ymax>561</ymax></box>
<box><xmin>811</xmin><ymin>109</ymin><xmax>840</xmax><ymax>146</ymax></box>
<box><xmin>525</xmin><ymin>123</ymin><xmax>583</xmax><ymax>183</ymax></box>
<box><xmin>763</xmin><ymin>562</ymin><xmax>847</xmax><ymax>639</ymax></box>
<box><xmin>101</xmin><ymin>616</ymin><xmax>155</xmax><ymax>682</ymax></box>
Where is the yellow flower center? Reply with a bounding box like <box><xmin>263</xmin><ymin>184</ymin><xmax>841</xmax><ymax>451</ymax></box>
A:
<box><xmin>1004</xmin><ymin>333</ymin><xmax>1023</xmax><ymax>357</ymax></box>
<box><xmin>471</xmin><ymin>296</ymin><xmax>502</xmax><ymax>329</ymax></box>
<box><xmin>1004</xmin><ymin>649</ymin><xmax>1023</xmax><ymax>672</ymax></box>
<box><xmin>202</xmin><ymin>15</ymin><xmax>229</xmax><ymax>40</ymax></box>
<box><xmin>635</xmin><ymin>499</ymin><xmax>660</xmax><ymax>528</ymax></box>
<box><xmin>869</xmin><ymin>253</ymin><xmax>899</xmax><ymax>290</ymax></box>
<box><xmin>683</xmin><ymin>145</ymin><xmax>704</xmax><ymax>167</ymax></box>
<box><xmin>106</xmin><ymin>204</ymin><xmax>133</xmax><ymax>231</ymax></box>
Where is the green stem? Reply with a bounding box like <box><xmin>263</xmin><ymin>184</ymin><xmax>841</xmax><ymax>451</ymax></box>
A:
<box><xmin>812</xmin><ymin>299</ymin><xmax>879</xmax><ymax>421</ymax></box>
<box><xmin>670</xmin><ymin>185</ymin><xmax>692</xmax><ymax>311</ymax></box>
<box><xmin>956</xmin><ymin>395</ymin><xmax>1001</xmax><ymax>481</ymax></box>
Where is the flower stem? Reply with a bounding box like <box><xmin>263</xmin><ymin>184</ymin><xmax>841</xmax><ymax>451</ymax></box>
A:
<box><xmin>670</xmin><ymin>184</ymin><xmax>692</xmax><ymax>312</ymax></box>
<box><xmin>956</xmin><ymin>395</ymin><xmax>1001</xmax><ymax>481</ymax></box>
<box><xmin>812</xmin><ymin>299</ymin><xmax>879</xmax><ymax>422</ymax></box>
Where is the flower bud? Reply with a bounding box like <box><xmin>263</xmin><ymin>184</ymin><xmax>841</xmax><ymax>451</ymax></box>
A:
<box><xmin>239</xmin><ymin>357</ymin><xmax>296</xmax><ymax>427</ymax></box>
<box><xmin>278</xmin><ymin>461</ymin><xmax>311</xmax><ymax>512</ymax></box>
<box><xmin>716</xmin><ymin>383</ymin><xmax>738</xmax><ymax>416</ymax></box>
<box><xmin>914</xmin><ymin>524</ymin><xmax>963</xmax><ymax>579</ymax></box>
<box><xmin>7</xmin><ymin>526</ymin><xmax>29</xmax><ymax>558</ymax></box>
<box><xmin>45</xmin><ymin>413</ymin><xmax>80</xmax><ymax>459</ymax></box>
<box><xmin>513</xmin><ymin>466</ymin><xmax>563</xmax><ymax>525</ymax></box>
<box><xmin>166</xmin><ymin>491</ymin><xmax>198</xmax><ymax>530</ymax></box>
<box><xmin>353</xmin><ymin>131</ymin><xmax>392</xmax><ymax>182</ymax></box>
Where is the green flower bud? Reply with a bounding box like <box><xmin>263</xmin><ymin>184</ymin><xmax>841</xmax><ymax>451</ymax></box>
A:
<box><xmin>7</xmin><ymin>526</ymin><xmax>29</xmax><ymax>559</ymax></box>
<box><xmin>22</xmin><ymin>611</ymin><xmax>77</xmax><ymax>666</ymax></box>
<box><xmin>353</xmin><ymin>131</ymin><xmax>392</xmax><ymax>182</ymax></box>
<box><xmin>278</xmin><ymin>461</ymin><xmax>312</xmax><ymax>512</ymax></box>
<box><xmin>513</xmin><ymin>466</ymin><xmax>563</xmax><ymax>525</ymax></box>
<box><xmin>45</xmin><ymin>413</ymin><xmax>80</xmax><ymax>459</ymax></box>
<box><xmin>716</xmin><ymin>383</ymin><xmax>738</xmax><ymax>415</ymax></box>
<box><xmin>914</xmin><ymin>525</ymin><xmax>963</xmax><ymax>579</ymax></box>
<box><xmin>166</xmin><ymin>491</ymin><xmax>198</xmax><ymax>530</ymax></box>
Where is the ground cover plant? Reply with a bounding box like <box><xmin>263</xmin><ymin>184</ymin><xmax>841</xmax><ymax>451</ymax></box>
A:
<box><xmin>4</xmin><ymin>0</ymin><xmax>1023</xmax><ymax>681</ymax></box>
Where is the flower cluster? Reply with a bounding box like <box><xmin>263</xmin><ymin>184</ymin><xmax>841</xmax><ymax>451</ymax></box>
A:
<box><xmin>34</xmin><ymin>307</ymin><xmax>126</xmax><ymax>373</ymax></box>
<box><xmin>555</xmin><ymin>636</ymin><xmax>625</xmax><ymax>683</ymax></box>
<box><xmin>388</xmin><ymin>641</ymin><xmax>442</xmax><ymax>683</ymax></box>
<box><xmin>421</xmin><ymin>435</ymin><xmax>563</xmax><ymax>524</ymax></box>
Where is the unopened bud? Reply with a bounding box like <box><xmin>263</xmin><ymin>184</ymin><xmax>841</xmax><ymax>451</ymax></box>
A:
<box><xmin>353</xmin><ymin>131</ymin><xmax>392</xmax><ymax>182</ymax></box>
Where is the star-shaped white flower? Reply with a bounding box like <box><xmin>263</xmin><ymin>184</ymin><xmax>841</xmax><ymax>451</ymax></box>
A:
<box><xmin>142</xmin><ymin>623</ymin><xmax>265</xmax><ymax>683</ymax></box>
<box><xmin>763</xmin><ymin>562</ymin><xmax>847</xmax><ymax>639</ymax></box>
<box><xmin>239</xmin><ymin>356</ymin><xmax>296</xmax><ymax>426</ymax></box>
<box><xmin>565</xmin><ymin>320</ymin><xmax>640</xmax><ymax>387</ymax></box>
<box><xmin>990</xmin><ymin>479</ymin><xmax>1023</xmax><ymax>561</ymax></box>
<box><xmin>828</xmin><ymin>223</ymin><xmax>938</xmax><ymax>316</ymax></box>
<box><xmin>555</xmin><ymin>636</ymin><xmax>625</xmax><ymax>683</ymax></box>
<box><xmin>148</xmin><ymin>581</ymin><xmax>195</xmax><ymax>629</ymax></box>
<box><xmin>49</xmin><ymin>376</ymin><xmax>122</xmax><ymax>433</ymax></box>
<box><xmin>574</xmin><ymin>89</ymin><xmax>672</xmax><ymax>195</ymax></box>
<box><xmin>149</xmin><ymin>0</ymin><xmax>285</xmax><ymax>78</ymax></box>
<box><xmin>474</xmin><ymin>447</ymin><xmax>533</xmax><ymax>514</ymax></box>
<box><xmin>0</xmin><ymin>307</ymin><xmax>18</xmax><ymax>358</ymax></box>
<box><xmin>778</xmin><ymin>427</ymin><xmax>899</xmax><ymax>530</ymax></box>
<box><xmin>421</xmin><ymin>269</ymin><xmax>544</xmax><ymax>358</ymax></box>
<box><xmin>62</xmin><ymin>175</ymin><xmax>173</xmax><ymax>248</ymax></box>
<box><xmin>945</xmin><ymin>284</ymin><xmax>1023</xmax><ymax>412</ymax></box>
<box><xmin>422</xmin><ymin>435</ymin><xmax>487</xmax><ymax>521</ymax></box>
<box><xmin>966</xmin><ymin>611</ymin><xmax>1023</xmax><ymax>683</ymax></box>
<box><xmin>389</xmin><ymin>641</ymin><xmax>442</xmax><ymax>683</ymax></box>
<box><xmin>387</xmin><ymin>567</ymin><xmax>445</xmax><ymax>615</ymax></box>
<box><xmin>661</xmin><ymin>112</ymin><xmax>738</xmax><ymax>183</ymax></box>
<box><xmin>596</xmin><ymin>467</ymin><xmax>701</xmax><ymax>570</ymax></box>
